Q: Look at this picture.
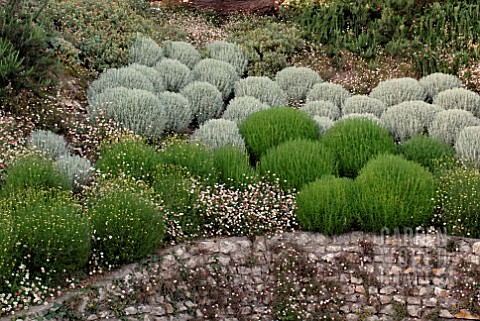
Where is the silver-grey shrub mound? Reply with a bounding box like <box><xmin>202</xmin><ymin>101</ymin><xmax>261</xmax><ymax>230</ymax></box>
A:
<box><xmin>369</xmin><ymin>77</ymin><xmax>427</xmax><ymax>107</ymax></box>
<box><xmin>234</xmin><ymin>76</ymin><xmax>287</xmax><ymax>107</ymax></box>
<box><xmin>192</xmin><ymin>119</ymin><xmax>245</xmax><ymax>149</ymax></box>
<box><xmin>88</xmin><ymin>87</ymin><xmax>167</xmax><ymax>138</ymax></box>
<box><xmin>207</xmin><ymin>41</ymin><xmax>248</xmax><ymax>76</ymax></box>
<box><xmin>56</xmin><ymin>155</ymin><xmax>93</xmax><ymax>186</ymax></box>
<box><xmin>429</xmin><ymin>109</ymin><xmax>480</xmax><ymax>145</ymax></box>
<box><xmin>419</xmin><ymin>72</ymin><xmax>462</xmax><ymax>99</ymax></box>
<box><xmin>455</xmin><ymin>126</ymin><xmax>480</xmax><ymax>162</ymax></box>
<box><xmin>300</xmin><ymin>100</ymin><xmax>341</xmax><ymax>120</ymax></box>
<box><xmin>192</xmin><ymin>58</ymin><xmax>239</xmax><ymax>101</ymax></box>
<box><xmin>275</xmin><ymin>66</ymin><xmax>322</xmax><ymax>103</ymax></box>
<box><xmin>433</xmin><ymin>88</ymin><xmax>480</xmax><ymax>117</ymax></box>
<box><xmin>128</xmin><ymin>63</ymin><xmax>166</xmax><ymax>94</ymax></box>
<box><xmin>343</xmin><ymin>95</ymin><xmax>387</xmax><ymax>118</ymax></box>
<box><xmin>313</xmin><ymin>116</ymin><xmax>334</xmax><ymax>136</ymax></box>
<box><xmin>164</xmin><ymin>41</ymin><xmax>202</xmax><ymax>70</ymax></box>
<box><xmin>222</xmin><ymin>96</ymin><xmax>270</xmax><ymax>124</ymax></box>
<box><xmin>156</xmin><ymin>92</ymin><xmax>193</xmax><ymax>133</ymax></box>
<box><xmin>154</xmin><ymin>58</ymin><xmax>192</xmax><ymax>92</ymax></box>
<box><xmin>128</xmin><ymin>33</ymin><xmax>164</xmax><ymax>67</ymax></box>
<box><xmin>180</xmin><ymin>81</ymin><xmax>224</xmax><ymax>125</ymax></box>
<box><xmin>28</xmin><ymin>130</ymin><xmax>70</xmax><ymax>160</ymax></box>
<box><xmin>340</xmin><ymin>113</ymin><xmax>381</xmax><ymax>124</ymax></box>
<box><xmin>306</xmin><ymin>82</ymin><xmax>351</xmax><ymax>108</ymax></box>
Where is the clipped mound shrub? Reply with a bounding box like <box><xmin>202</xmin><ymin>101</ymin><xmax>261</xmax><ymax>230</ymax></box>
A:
<box><xmin>455</xmin><ymin>126</ymin><xmax>480</xmax><ymax>162</ymax></box>
<box><xmin>128</xmin><ymin>33</ymin><xmax>164</xmax><ymax>67</ymax></box>
<box><xmin>300</xmin><ymin>100</ymin><xmax>341</xmax><ymax>120</ymax></box>
<box><xmin>192</xmin><ymin>58</ymin><xmax>239</xmax><ymax>100</ymax></box>
<box><xmin>234</xmin><ymin>76</ymin><xmax>287</xmax><ymax>107</ymax></box>
<box><xmin>180</xmin><ymin>81</ymin><xmax>224</xmax><ymax>125</ymax></box>
<box><xmin>128</xmin><ymin>63</ymin><xmax>166</xmax><ymax>94</ymax></box>
<box><xmin>207</xmin><ymin>41</ymin><xmax>248</xmax><ymax>76</ymax></box>
<box><xmin>369</xmin><ymin>77</ymin><xmax>427</xmax><ymax>107</ymax></box>
<box><xmin>56</xmin><ymin>155</ymin><xmax>93</xmax><ymax>186</ymax></box>
<box><xmin>212</xmin><ymin>146</ymin><xmax>257</xmax><ymax>188</ymax></box>
<box><xmin>221</xmin><ymin>96</ymin><xmax>270</xmax><ymax>124</ymax></box>
<box><xmin>356</xmin><ymin>154</ymin><xmax>435</xmax><ymax>233</ymax></box>
<box><xmin>339</xmin><ymin>113</ymin><xmax>381</xmax><ymax>123</ymax></box>
<box><xmin>239</xmin><ymin>107</ymin><xmax>319</xmax><ymax>161</ymax></box>
<box><xmin>154</xmin><ymin>58</ymin><xmax>192</xmax><ymax>92</ymax></box>
<box><xmin>257</xmin><ymin>139</ymin><xmax>338</xmax><ymax>191</ymax></box>
<box><xmin>433</xmin><ymin>88</ymin><xmax>480</xmax><ymax>117</ymax></box>
<box><xmin>88</xmin><ymin>87</ymin><xmax>167</xmax><ymax>138</ymax></box>
<box><xmin>419</xmin><ymin>72</ymin><xmax>462</xmax><ymax>100</ymax></box>
<box><xmin>429</xmin><ymin>109</ymin><xmax>480</xmax><ymax>145</ymax></box>
<box><xmin>314</xmin><ymin>116</ymin><xmax>335</xmax><ymax>136</ymax></box>
<box><xmin>343</xmin><ymin>95</ymin><xmax>387</xmax><ymax>118</ymax></box>
<box><xmin>28</xmin><ymin>130</ymin><xmax>70</xmax><ymax>161</ymax></box>
<box><xmin>320</xmin><ymin>118</ymin><xmax>396</xmax><ymax>178</ymax></box>
<box><xmin>296</xmin><ymin>176</ymin><xmax>357</xmax><ymax>235</ymax></box>
<box><xmin>306</xmin><ymin>82</ymin><xmax>351</xmax><ymax>108</ymax></box>
<box><xmin>164</xmin><ymin>41</ymin><xmax>201</xmax><ymax>69</ymax></box>
<box><xmin>157</xmin><ymin>91</ymin><xmax>193</xmax><ymax>133</ymax></box>
<box><xmin>192</xmin><ymin>119</ymin><xmax>245</xmax><ymax>150</ymax></box>
<box><xmin>275</xmin><ymin>66</ymin><xmax>322</xmax><ymax>103</ymax></box>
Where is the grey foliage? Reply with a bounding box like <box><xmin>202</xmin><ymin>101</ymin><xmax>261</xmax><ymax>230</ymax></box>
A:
<box><xmin>340</xmin><ymin>113</ymin><xmax>381</xmax><ymax>124</ymax></box>
<box><xmin>207</xmin><ymin>41</ymin><xmax>248</xmax><ymax>76</ymax></box>
<box><xmin>192</xmin><ymin>58</ymin><xmax>239</xmax><ymax>101</ymax></box>
<box><xmin>369</xmin><ymin>77</ymin><xmax>427</xmax><ymax>107</ymax></box>
<box><xmin>343</xmin><ymin>95</ymin><xmax>387</xmax><ymax>118</ymax></box>
<box><xmin>191</xmin><ymin>119</ymin><xmax>245</xmax><ymax>149</ymax></box>
<box><xmin>164</xmin><ymin>41</ymin><xmax>202</xmax><ymax>70</ymax></box>
<box><xmin>313</xmin><ymin>116</ymin><xmax>334</xmax><ymax>137</ymax></box>
<box><xmin>380</xmin><ymin>105</ymin><xmax>425</xmax><ymax>142</ymax></box>
<box><xmin>222</xmin><ymin>96</ymin><xmax>270</xmax><ymax>124</ymax></box>
<box><xmin>157</xmin><ymin>92</ymin><xmax>193</xmax><ymax>133</ymax></box>
<box><xmin>419</xmin><ymin>72</ymin><xmax>462</xmax><ymax>99</ymax></box>
<box><xmin>155</xmin><ymin>58</ymin><xmax>193</xmax><ymax>92</ymax></box>
<box><xmin>128</xmin><ymin>63</ymin><xmax>166</xmax><ymax>94</ymax></box>
<box><xmin>455</xmin><ymin>126</ymin><xmax>480</xmax><ymax>162</ymax></box>
<box><xmin>433</xmin><ymin>88</ymin><xmax>480</xmax><ymax>117</ymax></box>
<box><xmin>56</xmin><ymin>155</ymin><xmax>93</xmax><ymax>186</ymax></box>
<box><xmin>306</xmin><ymin>82</ymin><xmax>351</xmax><ymax>108</ymax></box>
<box><xmin>300</xmin><ymin>100</ymin><xmax>341</xmax><ymax>120</ymax></box>
<box><xmin>429</xmin><ymin>109</ymin><xmax>480</xmax><ymax>145</ymax></box>
<box><xmin>128</xmin><ymin>33</ymin><xmax>164</xmax><ymax>67</ymax></box>
<box><xmin>28</xmin><ymin>130</ymin><xmax>70</xmax><ymax>160</ymax></box>
<box><xmin>234</xmin><ymin>76</ymin><xmax>287</xmax><ymax>107</ymax></box>
<box><xmin>275</xmin><ymin>66</ymin><xmax>322</xmax><ymax>103</ymax></box>
<box><xmin>180</xmin><ymin>81</ymin><xmax>224</xmax><ymax>125</ymax></box>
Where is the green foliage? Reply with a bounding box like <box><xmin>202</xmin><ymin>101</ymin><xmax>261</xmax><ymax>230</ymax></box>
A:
<box><xmin>296</xmin><ymin>176</ymin><xmax>357</xmax><ymax>235</ymax></box>
<box><xmin>320</xmin><ymin>118</ymin><xmax>396</xmax><ymax>178</ymax></box>
<box><xmin>343</xmin><ymin>95</ymin><xmax>387</xmax><ymax>118</ymax></box>
<box><xmin>428</xmin><ymin>109</ymin><xmax>480</xmax><ymax>145</ymax></box>
<box><xmin>234</xmin><ymin>76</ymin><xmax>287</xmax><ymax>107</ymax></box>
<box><xmin>212</xmin><ymin>146</ymin><xmax>257</xmax><ymax>188</ymax></box>
<box><xmin>355</xmin><ymin>154</ymin><xmax>435</xmax><ymax>233</ymax></box>
<box><xmin>207</xmin><ymin>40</ymin><xmax>248</xmax><ymax>76</ymax></box>
<box><xmin>55</xmin><ymin>155</ymin><xmax>93</xmax><ymax>186</ymax></box>
<box><xmin>128</xmin><ymin>33</ymin><xmax>164</xmax><ymax>67</ymax></box>
<box><xmin>28</xmin><ymin>130</ymin><xmax>70</xmax><ymax>161</ymax></box>
<box><xmin>128</xmin><ymin>63</ymin><xmax>166</xmax><ymax>94</ymax></box>
<box><xmin>433</xmin><ymin>88</ymin><xmax>480</xmax><ymax>117</ymax></box>
<box><xmin>340</xmin><ymin>113</ymin><xmax>381</xmax><ymax>123</ymax></box>
<box><xmin>157</xmin><ymin>91</ymin><xmax>193</xmax><ymax>133</ymax></box>
<box><xmin>0</xmin><ymin>210</ymin><xmax>15</xmax><ymax>291</ymax></box>
<box><xmin>221</xmin><ymin>96</ymin><xmax>270</xmax><ymax>124</ymax></box>
<box><xmin>275</xmin><ymin>66</ymin><xmax>322</xmax><ymax>103</ymax></box>
<box><xmin>419</xmin><ymin>72</ymin><xmax>462</xmax><ymax>100</ymax></box>
<box><xmin>164</xmin><ymin>41</ymin><xmax>201</xmax><ymax>70</ymax></box>
<box><xmin>369</xmin><ymin>78</ymin><xmax>427</xmax><ymax>107</ymax></box>
<box><xmin>0</xmin><ymin>37</ymin><xmax>24</xmax><ymax>92</ymax></box>
<box><xmin>192</xmin><ymin>119</ymin><xmax>245</xmax><ymax>150</ymax></box>
<box><xmin>300</xmin><ymin>100</ymin><xmax>341</xmax><ymax>120</ymax></box>
<box><xmin>455</xmin><ymin>126</ymin><xmax>480</xmax><ymax>163</ymax></box>
<box><xmin>239</xmin><ymin>107</ymin><xmax>319</xmax><ymax>161</ymax></box>
<box><xmin>313</xmin><ymin>116</ymin><xmax>335</xmax><ymax>136</ymax></box>
<box><xmin>154</xmin><ymin>58</ymin><xmax>192</xmax><ymax>92</ymax></box>
<box><xmin>180</xmin><ymin>81</ymin><xmax>224</xmax><ymax>125</ymax></box>
<box><xmin>192</xmin><ymin>58</ymin><xmax>239</xmax><ymax>100</ymax></box>
<box><xmin>306</xmin><ymin>82</ymin><xmax>351</xmax><ymax>108</ymax></box>
<box><xmin>257</xmin><ymin>139</ymin><xmax>338</xmax><ymax>191</ymax></box>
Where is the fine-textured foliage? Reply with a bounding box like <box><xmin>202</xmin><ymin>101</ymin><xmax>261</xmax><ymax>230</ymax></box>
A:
<box><xmin>55</xmin><ymin>155</ymin><xmax>93</xmax><ymax>187</ymax></box>
<box><xmin>164</xmin><ymin>41</ymin><xmax>201</xmax><ymax>70</ymax></box>
<box><xmin>296</xmin><ymin>176</ymin><xmax>357</xmax><ymax>235</ymax></box>
<box><xmin>239</xmin><ymin>107</ymin><xmax>319</xmax><ymax>161</ymax></box>
<box><xmin>275</xmin><ymin>66</ymin><xmax>322</xmax><ymax>103</ymax></box>
<box><xmin>339</xmin><ymin>113</ymin><xmax>381</xmax><ymax>123</ymax></box>
<box><xmin>154</xmin><ymin>58</ymin><xmax>192</xmax><ymax>92</ymax></box>
<box><xmin>128</xmin><ymin>63</ymin><xmax>166</xmax><ymax>94</ymax></box>
<box><xmin>128</xmin><ymin>33</ymin><xmax>164</xmax><ymax>67</ymax></box>
<box><xmin>320</xmin><ymin>118</ymin><xmax>396</xmax><ymax>178</ymax></box>
<box><xmin>343</xmin><ymin>95</ymin><xmax>387</xmax><ymax>118</ymax></box>
<box><xmin>257</xmin><ymin>139</ymin><xmax>338</xmax><ymax>191</ymax></box>
<box><xmin>300</xmin><ymin>100</ymin><xmax>341</xmax><ymax>120</ymax></box>
<box><xmin>28</xmin><ymin>130</ymin><xmax>70</xmax><ymax>161</ymax></box>
<box><xmin>157</xmin><ymin>91</ymin><xmax>193</xmax><ymax>133</ymax></box>
<box><xmin>207</xmin><ymin>41</ymin><xmax>248</xmax><ymax>76</ymax></box>
<box><xmin>369</xmin><ymin>77</ymin><xmax>427</xmax><ymax>107</ymax></box>
<box><xmin>428</xmin><ymin>109</ymin><xmax>480</xmax><ymax>145</ymax></box>
<box><xmin>313</xmin><ymin>116</ymin><xmax>335</xmax><ymax>136</ymax></box>
<box><xmin>356</xmin><ymin>154</ymin><xmax>435</xmax><ymax>233</ymax></box>
<box><xmin>455</xmin><ymin>126</ymin><xmax>480</xmax><ymax>163</ymax></box>
<box><xmin>433</xmin><ymin>88</ymin><xmax>480</xmax><ymax>117</ymax></box>
<box><xmin>221</xmin><ymin>96</ymin><xmax>270</xmax><ymax>124</ymax></box>
<box><xmin>212</xmin><ymin>146</ymin><xmax>257</xmax><ymax>188</ymax></box>
<box><xmin>306</xmin><ymin>82</ymin><xmax>351</xmax><ymax>108</ymax></box>
<box><xmin>419</xmin><ymin>72</ymin><xmax>462</xmax><ymax>100</ymax></box>
<box><xmin>192</xmin><ymin>58</ymin><xmax>239</xmax><ymax>100</ymax></box>
<box><xmin>180</xmin><ymin>81</ymin><xmax>224</xmax><ymax>125</ymax></box>
<box><xmin>234</xmin><ymin>76</ymin><xmax>287</xmax><ymax>107</ymax></box>
<box><xmin>192</xmin><ymin>119</ymin><xmax>245</xmax><ymax>150</ymax></box>
<box><xmin>0</xmin><ymin>210</ymin><xmax>15</xmax><ymax>292</ymax></box>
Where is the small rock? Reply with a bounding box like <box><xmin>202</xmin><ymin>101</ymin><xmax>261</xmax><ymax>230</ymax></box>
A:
<box><xmin>345</xmin><ymin>314</ymin><xmax>359</xmax><ymax>321</ymax></box>
<box><xmin>165</xmin><ymin>303</ymin><xmax>174</xmax><ymax>314</ymax></box>
<box><xmin>439</xmin><ymin>309</ymin><xmax>454</xmax><ymax>318</ymax></box>
<box><xmin>125</xmin><ymin>307</ymin><xmax>138</xmax><ymax>315</ymax></box>
<box><xmin>380</xmin><ymin>304</ymin><xmax>394</xmax><ymax>315</ymax></box>
<box><xmin>473</xmin><ymin>241</ymin><xmax>480</xmax><ymax>255</ymax></box>
<box><xmin>87</xmin><ymin>315</ymin><xmax>98</xmax><ymax>321</ymax></box>
<box><xmin>407</xmin><ymin>305</ymin><xmax>421</xmax><ymax>317</ymax></box>
<box><xmin>138</xmin><ymin>305</ymin><xmax>152</xmax><ymax>314</ymax></box>
<box><xmin>351</xmin><ymin>276</ymin><xmax>363</xmax><ymax>284</ymax></box>
<box><xmin>151</xmin><ymin>306</ymin><xmax>166</xmax><ymax>316</ymax></box>
<box><xmin>423</xmin><ymin>297</ymin><xmax>437</xmax><ymax>307</ymax></box>
<box><xmin>380</xmin><ymin>286</ymin><xmax>396</xmax><ymax>295</ymax></box>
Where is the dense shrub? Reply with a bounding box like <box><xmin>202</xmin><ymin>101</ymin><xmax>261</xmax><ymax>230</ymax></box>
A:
<box><xmin>380</xmin><ymin>103</ymin><xmax>427</xmax><ymax>142</ymax></box>
<box><xmin>320</xmin><ymin>118</ymin><xmax>396</xmax><ymax>178</ymax></box>
<box><xmin>207</xmin><ymin>41</ymin><xmax>248</xmax><ymax>76</ymax></box>
<box><xmin>157</xmin><ymin>91</ymin><xmax>193</xmax><ymax>133</ymax></box>
<box><xmin>356</xmin><ymin>154</ymin><xmax>435</xmax><ymax>233</ymax></box>
<box><xmin>192</xmin><ymin>119</ymin><xmax>245</xmax><ymax>150</ymax></box>
<box><xmin>429</xmin><ymin>109</ymin><xmax>480</xmax><ymax>145</ymax></box>
<box><xmin>234</xmin><ymin>76</ymin><xmax>287</xmax><ymax>107</ymax></box>
<box><xmin>369</xmin><ymin>78</ymin><xmax>427</xmax><ymax>107</ymax></box>
<box><xmin>296</xmin><ymin>176</ymin><xmax>357</xmax><ymax>235</ymax></box>
<box><xmin>212</xmin><ymin>146</ymin><xmax>257</xmax><ymax>188</ymax></box>
<box><xmin>313</xmin><ymin>116</ymin><xmax>334</xmax><ymax>136</ymax></box>
<box><xmin>433</xmin><ymin>88</ymin><xmax>480</xmax><ymax>117</ymax></box>
<box><xmin>306</xmin><ymin>82</ymin><xmax>351</xmax><ymax>108</ymax></box>
<box><xmin>339</xmin><ymin>113</ymin><xmax>381</xmax><ymax>123</ymax></box>
<box><xmin>180</xmin><ymin>81</ymin><xmax>224</xmax><ymax>125</ymax></box>
<box><xmin>0</xmin><ymin>211</ymin><xmax>15</xmax><ymax>291</ymax></box>
<box><xmin>257</xmin><ymin>139</ymin><xmax>338</xmax><ymax>191</ymax></box>
<box><xmin>239</xmin><ymin>107</ymin><xmax>319</xmax><ymax>161</ymax></box>
<box><xmin>28</xmin><ymin>130</ymin><xmax>70</xmax><ymax>161</ymax></box>
<box><xmin>343</xmin><ymin>95</ymin><xmax>387</xmax><ymax>118</ymax></box>
<box><xmin>164</xmin><ymin>41</ymin><xmax>201</xmax><ymax>69</ymax></box>
<box><xmin>154</xmin><ymin>58</ymin><xmax>192</xmax><ymax>92</ymax></box>
<box><xmin>275</xmin><ymin>66</ymin><xmax>322</xmax><ymax>103</ymax></box>
<box><xmin>128</xmin><ymin>63</ymin><xmax>166</xmax><ymax>94</ymax></box>
<box><xmin>221</xmin><ymin>96</ymin><xmax>270</xmax><ymax>124</ymax></box>
<box><xmin>128</xmin><ymin>33</ymin><xmax>164</xmax><ymax>67</ymax></box>
<box><xmin>419</xmin><ymin>73</ymin><xmax>462</xmax><ymax>100</ymax></box>
<box><xmin>300</xmin><ymin>100</ymin><xmax>341</xmax><ymax>120</ymax></box>
<box><xmin>455</xmin><ymin>126</ymin><xmax>480</xmax><ymax>163</ymax></box>
<box><xmin>56</xmin><ymin>155</ymin><xmax>93</xmax><ymax>187</ymax></box>
<box><xmin>192</xmin><ymin>59</ymin><xmax>239</xmax><ymax>100</ymax></box>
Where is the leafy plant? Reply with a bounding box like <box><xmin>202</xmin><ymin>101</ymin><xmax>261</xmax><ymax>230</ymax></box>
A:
<box><xmin>212</xmin><ymin>146</ymin><xmax>258</xmax><ymax>188</ymax></box>
<box><xmin>313</xmin><ymin>116</ymin><xmax>334</xmax><ymax>136</ymax></box>
<box><xmin>343</xmin><ymin>95</ymin><xmax>387</xmax><ymax>118</ymax></box>
<box><xmin>55</xmin><ymin>154</ymin><xmax>93</xmax><ymax>187</ymax></box>
<box><xmin>433</xmin><ymin>88</ymin><xmax>480</xmax><ymax>117</ymax></box>
<box><xmin>128</xmin><ymin>63</ymin><xmax>166</xmax><ymax>94</ymax></box>
<box><xmin>419</xmin><ymin>72</ymin><xmax>462</xmax><ymax>101</ymax></box>
<box><xmin>455</xmin><ymin>126</ymin><xmax>480</xmax><ymax>163</ymax></box>
<box><xmin>28</xmin><ymin>130</ymin><xmax>70</xmax><ymax>161</ymax></box>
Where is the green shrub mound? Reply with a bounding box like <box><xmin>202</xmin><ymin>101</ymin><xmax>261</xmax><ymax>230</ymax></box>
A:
<box><xmin>128</xmin><ymin>34</ymin><xmax>164</xmax><ymax>67</ymax></box>
<box><xmin>275</xmin><ymin>66</ymin><xmax>322</xmax><ymax>103</ymax></box>
<box><xmin>128</xmin><ymin>63</ymin><xmax>166</xmax><ymax>94</ymax></box>
<box><xmin>343</xmin><ymin>95</ymin><xmax>387</xmax><ymax>118</ymax></box>
<box><xmin>28</xmin><ymin>130</ymin><xmax>70</xmax><ymax>161</ymax></box>
<box><xmin>356</xmin><ymin>154</ymin><xmax>435</xmax><ymax>233</ymax></box>
<box><xmin>221</xmin><ymin>96</ymin><xmax>270</xmax><ymax>124</ymax></box>
<box><xmin>428</xmin><ymin>109</ymin><xmax>480</xmax><ymax>145</ymax></box>
<box><xmin>88</xmin><ymin>87</ymin><xmax>167</xmax><ymax>138</ymax></box>
<box><xmin>192</xmin><ymin>119</ymin><xmax>245</xmax><ymax>150</ymax></box>
<box><xmin>212</xmin><ymin>146</ymin><xmax>257</xmax><ymax>188</ymax></box>
<box><xmin>239</xmin><ymin>107</ymin><xmax>319</xmax><ymax>161</ymax></box>
<box><xmin>300</xmin><ymin>100</ymin><xmax>341</xmax><ymax>120</ymax></box>
<box><xmin>164</xmin><ymin>41</ymin><xmax>201</xmax><ymax>70</ymax></box>
<box><xmin>433</xmin><ymin>88</ymin><xmax>480</xmax><ymax>117</ymax></box>
<box><xmin>313</xmin><ymin>116</ymin><xmax>335</xmax><ymax>136</ymax></box>
<box><xmin>234</xmin><ymin>76</ymin><xmax>287</xmax><ymax>107</ymax></box>
<box><xmin>180</xmin><ymin>81</ymin><xmax>224</xmax><ymax>125</ymax></box>
<box><xmin>339</xmin><ymin>113</ymin><xmax>381</xmax><ymax>124</ymax></box>
<box><xmin>257</xmin><ymin>139</ymin><xmax>337</xmax><ymax>191</ymax></box>
<box><xmin>320</xmin><ymin>118</ymin><xmax>395</xmax><ymax>178</ymax></box>
<box><xmin>455</xmin><ymin>126</ymin><xmax>480</xmax><ymax>162</ymax></box>
<box><xmin>157</xmin><ymin>91</ymin><xmax>193</xmax><ymax>133</ymax></box>
<box><xmin>419</xmin><ymin>73</ymin><xmax>462</xmax><ymax>100</ymax></box>
<box><xmin>56</xmin><ymin>155</ymin><xmax>93</xmax><ymax>186</ymax></box>
<box><xmin>397</xmin><ymin>135</ymin><xmax>455</xmax><ymax>172</ymax></box>
<box><xmin>0</xmin><ymin>212</ymin><xmax>15</xmax><ymax>291</ymax></box>
<box><xmin>369</xmin><ymin>77</ymin><xmax>427</xmax><ymax>107</ymax></box>
<box><xmin>154</xmin><ymin>58</ymin><xmax>192</xmax><ymax>92</ymax></box>
<box><xmin>296</xmin><ymin>176</ymin><xmax>357</xmax><ymax>235</ymax></box>
<box><xmin>207</xmin><ymin>41</ymin><xmax>248</xmax><ymax>76</ymax></box>
<box><xmin>192</xmin><ymin>58</ymin><xmax>239</xmax><ymax>100</ymax></box>
<box><xmin>306</xmin><ymin>82</ymin><xmax>351</xmax><ymax>108</ymax></box>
